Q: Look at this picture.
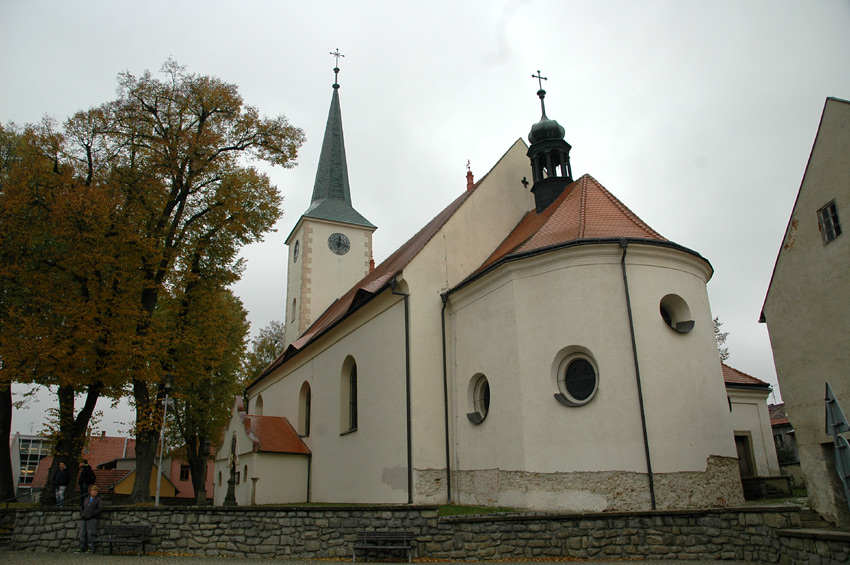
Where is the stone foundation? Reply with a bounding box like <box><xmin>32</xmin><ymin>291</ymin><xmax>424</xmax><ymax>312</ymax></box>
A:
<box><xmin>441</xmin><ymin>456</ymin><xmax>744</xmax><ymax>512</ymax></box>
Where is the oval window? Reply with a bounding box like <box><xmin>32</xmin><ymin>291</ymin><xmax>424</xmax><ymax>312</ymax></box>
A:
<box><xmin>467</xmin><ymin>374</ymin><xmax>491</xmax><ymax>424</ymax></box>
<box><xmin>554</xmin><ymin>351</ymin><xmax>599</xmax><ymax>407</ymax></box>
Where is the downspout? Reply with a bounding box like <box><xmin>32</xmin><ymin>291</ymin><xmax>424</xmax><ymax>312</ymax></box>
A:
<box><xmin>440</xmin><ymin>294</ymin><xmax>453</xmax><ymax>502</ymax></box>
<box><xmin>619</xmin><ymin>239</ymin><xmax>657</xmax><ymax>510</ymax></box>
<box><xmin>390</xmin><ymin>277</ymin><xmax>413</xmax><ymax>503</ymax></box>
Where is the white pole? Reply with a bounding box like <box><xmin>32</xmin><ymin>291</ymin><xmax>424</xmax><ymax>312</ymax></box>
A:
<box><xmin>154</xmin><ymin>392</ymin><xmax>169</xmax><ymax>507</ymax></box>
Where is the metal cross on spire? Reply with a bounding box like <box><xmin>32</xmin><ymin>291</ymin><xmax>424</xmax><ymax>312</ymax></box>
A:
<box><xmin>330</xmin><ymin>48</ymin><xmax>345</xmax><ymax>86</ymax></box>
<box><xmin>532</xmin><ymin>70</ymin><xmax>548</xmax><ymax>118</ymax></box>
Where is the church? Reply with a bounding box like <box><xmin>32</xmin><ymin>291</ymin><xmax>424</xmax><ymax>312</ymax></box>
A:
<box><xmin>214</xmin><ymin>66</ymin><xmax>744</xmax><ymax>512</ymax></box>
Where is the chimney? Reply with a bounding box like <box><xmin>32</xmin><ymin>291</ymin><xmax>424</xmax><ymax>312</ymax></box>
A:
<box><xmin>101</xmin><ymin>431</ymin><xmax>106</xmax><ymax>438</ymax></box>
<box><xmin>466</xmin><ymin>169</ymin><xmax>474</xmax><ymax>191</ymax></box>
<box><xmin>369</xmin><ymin>252</ymin><xmax>375</xmax><ymax>272</ymax></box>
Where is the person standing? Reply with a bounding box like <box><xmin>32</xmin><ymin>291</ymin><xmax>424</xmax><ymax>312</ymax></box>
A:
<box><xmin>53</xmin><ymin>461</ymin><xmax>71</xmax><ymax>506</ymax></box>
<box><xmin>77</xmin><ymin>484</ymin><xmax>102</xmax><ymax>553</ymax></box>
<box><xmin>78</xmin><ymin>459</ymin><xmax>96</xmax><ymax>504</ymax></box>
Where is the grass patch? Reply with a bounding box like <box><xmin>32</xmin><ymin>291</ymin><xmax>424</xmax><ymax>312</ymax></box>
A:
<box><xmin>438</xmin><ymin>504</ymin><xmax>517</xmax><ymax>517</ymax></box>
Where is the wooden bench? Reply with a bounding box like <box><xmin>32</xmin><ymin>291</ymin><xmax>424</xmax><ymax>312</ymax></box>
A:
<box><xmin>352</xmin><ymin>530</ymin><xmax>415</xmax><ymax>562</ymax></box>
<box><xmin>92</xmin><ymin>524</ymin><xmax>152</xmax><ymax>556</ymax></box>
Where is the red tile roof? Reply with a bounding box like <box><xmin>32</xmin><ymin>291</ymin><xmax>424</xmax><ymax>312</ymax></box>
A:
<box><xmin>30</xmin><ymin>455</ymin><xmax>132</xmax><ymax>490</ymax></box>
<box><xmin>478</xmin><ymin>174</ymin><xmax>667</xmax><ymax>272</ymax></box>
<box><xmin>769</xmin><ymin>403</ymin><xmax>790</xmax><ymax>426</ymax></box>
<box><xmin>241</xmin><ymin>414</ymin><xmax>311</xmax><ymax>455</ymax></box>
<box><xmin>28</xmin><ymin>434</ymin><xmax>137</xmax><ymax>489</ymax></box>
<box><xmin>721</xmin><ymin>363</ymin><xmax>771</xmax><ymax>388</ymax></box>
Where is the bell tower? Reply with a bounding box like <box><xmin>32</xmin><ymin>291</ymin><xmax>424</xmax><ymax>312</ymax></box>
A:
<box><xmin>284</xmin><ymin>51</ymin><xmax>376</xmax><ymax>346</ymax></box>
<box><xmin>527</xmin><ymin>71</ymin><xmax>573</xmax><ymax>213</ymax></box>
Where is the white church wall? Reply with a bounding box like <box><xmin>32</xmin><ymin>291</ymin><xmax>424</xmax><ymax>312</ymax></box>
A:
<box><xmin>400</xmin><ymin>140</ymin><xmax>536</xmax><ymax>493</ymax></box>
<box><xmin>247</xmin><ymin>293</ymin><xmax>409</xmax><ymax>504</ymax></box>
<box><xmin>445</xmin><ymin>242</ymin><xmax>743</xmax><ymax>511</ymax></box>
<box><xmin>620</xmin><ymin>244</ymin><xmax>737</xmax><ymax>471</ymax></box>
<box><xmin>251</xmin><ymin>454</ymin><xmax>310</xmax><ymax>504</ymax></box>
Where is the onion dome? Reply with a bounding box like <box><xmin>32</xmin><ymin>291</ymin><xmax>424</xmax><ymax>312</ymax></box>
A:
<box><xmin>529</xmin><ymin>113</ymin><xmax>566</xmax><ymax>144</ymax></box>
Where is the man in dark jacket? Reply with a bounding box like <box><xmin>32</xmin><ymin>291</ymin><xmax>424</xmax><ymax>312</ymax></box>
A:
<box><xmin>78</xmin><ymin>459</ymin><xmax>96</xmax><ymax>504</ymax></box>
<box><xmin>77</xmin><ymin>485</ymin><xmax>102</xmax><ymax>553</ymax></box>
<box><xmin>53</xmin><ymin>461</ymin><xmax>71</xmax><ymax>506</ymax></box>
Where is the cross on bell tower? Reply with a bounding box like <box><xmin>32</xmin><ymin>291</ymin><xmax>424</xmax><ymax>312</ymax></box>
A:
<box><xmin>331</xmin><ymin>48</ymin><xmax>345</xmax><ymax>88</ymax></box>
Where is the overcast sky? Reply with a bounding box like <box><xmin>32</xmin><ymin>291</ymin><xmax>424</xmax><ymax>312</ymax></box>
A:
<box><xmin>3</xmin><ymin>0</ymin><xmax>849</xmax><ymax>436</ymax></box>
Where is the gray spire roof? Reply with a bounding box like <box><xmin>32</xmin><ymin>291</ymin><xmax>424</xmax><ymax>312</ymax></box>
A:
<box><xmin>302</xmin><ymin>84</ymin><xmax>375</xmax><ymax>229</ymax></box>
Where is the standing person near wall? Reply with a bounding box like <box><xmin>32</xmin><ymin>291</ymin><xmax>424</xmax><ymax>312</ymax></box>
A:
<box><xmin>78</xmin><ymin>460</ymin><xmax>96</xmax><ymax>505</ymax></box>
<box><xmin>76</xmin><ymin>485</ymin><xmax>102</xmax><ymax>553</ymax></box>
<box><xmin>53</xmin><ymin>462</ymin><xmax>71</xmax><ymax>506</ymax></box>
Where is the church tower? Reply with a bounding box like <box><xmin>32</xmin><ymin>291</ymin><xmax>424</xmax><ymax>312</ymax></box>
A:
<box><xmin>284</xmin><ymin>53</ymin><xmax>376</xmax><ymax>346</ymax></box>
<box><xmin>527</xmin><ymin>71</ymin><xmax>573</xmax><ymax>212</ymax></box>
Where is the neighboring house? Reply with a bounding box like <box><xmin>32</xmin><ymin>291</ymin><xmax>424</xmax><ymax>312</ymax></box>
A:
<box><xmin>761</xmin><ymin>97</ymin><xmax>850</xmax><ymax>527</ymax></box>
<box><xmin>217</xmin><ymin>71</ymin><xmax>743</xmax><ymax>511</ymax></box>
<box><xmin>722</xmin><ymin>363</ymin><xmax>781</xmax><ymax>480</ymax></box>
<box><xmin>769</xmin><ymin>403</ymin><xmax>804</xmax><ymax>487</ymax></box>
<box><xmin>26</xmin><ymin>432</ymin><xmax>204</xmax><ymax>501</ymax></box>
<box><xmin>9</xmin><ymin>433</ymin><xmax>50</xmax><ymax>496</ymax></box>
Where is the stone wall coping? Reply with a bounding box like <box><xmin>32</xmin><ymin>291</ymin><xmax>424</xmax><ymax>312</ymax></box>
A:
<box><xmin>777</xmin><ymin>528</ymin><xmax>850</xmax><ymax>542</ymax></box>
<box><xmin>441</xmin><ymin>505</ymin><xmax>803</xmax><ymax>523</ymax></box>
<box><xmin>10</xmin><ymin>503</ymin><xmax>441</xmax><ymax>515</ymax></box>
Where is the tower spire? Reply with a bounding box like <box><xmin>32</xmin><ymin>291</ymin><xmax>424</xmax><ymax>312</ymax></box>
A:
<box><xmin>300</xmin><ymin>51</ymin><xmax>374</xmax><ymax>229</ymax></box>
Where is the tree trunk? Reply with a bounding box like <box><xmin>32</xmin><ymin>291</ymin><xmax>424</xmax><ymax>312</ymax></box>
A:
<box><xmin>129</xmin><ymin>378</ymin><xmax>160</xmax><ymax>503</ymax></box>
<box><xmin>42</xmin><ymin>383</ymin><xmax>100</xmax><ymax>506</ymax></box>
<box><xmin>0</xmin><ymin>383</ymin><xmax>15</xmax><ymax>501</ymax></box>
<box><xmin>185</xmin><ymin>435</ymin><xmax>209</xmax><ymax>505</ymax></box>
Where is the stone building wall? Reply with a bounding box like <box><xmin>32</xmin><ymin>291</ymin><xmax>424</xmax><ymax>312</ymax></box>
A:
<box><xmin>9</xmin><ymin>504</ymin><xmax>849</xmax><ymax>563</ymax></box>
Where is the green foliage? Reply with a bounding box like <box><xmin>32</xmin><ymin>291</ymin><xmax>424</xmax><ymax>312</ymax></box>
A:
<box><xmin>242</xmin><ymin>320</ymin><xmax>286</xmax><ymax>383</ymax></box>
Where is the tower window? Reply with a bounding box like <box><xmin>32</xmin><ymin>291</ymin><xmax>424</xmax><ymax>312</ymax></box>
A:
<box><xmin>818</xmin><ymin>200</ymin><xmax>842</xmax><ymax>244</ymax></box>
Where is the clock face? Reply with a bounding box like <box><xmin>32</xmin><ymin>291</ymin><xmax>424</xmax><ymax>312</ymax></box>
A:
<box><xmin>328</xmin><ymin>232</ymin><xmax>350</xmax><ymax>255</ymax></box>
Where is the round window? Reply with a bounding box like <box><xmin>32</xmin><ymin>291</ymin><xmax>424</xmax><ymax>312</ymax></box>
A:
<box><xmin>467</xmin><ymin>374</ymin><xmax>490</xmax><ymax>424</ymax></box>
<box><xmin>555</xmin><ymin>352</ymin><xmax>599</xmax><ymax>407</ymax></box>
<box><xmin>659</xmin><ymin>294</ymin><xmax>694</xmax><ymax>333</ymax></box>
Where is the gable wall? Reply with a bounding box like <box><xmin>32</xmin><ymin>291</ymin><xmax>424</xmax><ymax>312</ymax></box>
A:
<box><xmin>762</xmin><ymin>98</ymin><xmax>850</xmax><ymax>526</ymax></box>
<box><xmin>399</xmin><ymin>140</ymin><xmax>536</xmax><ymax>497</ymax></box>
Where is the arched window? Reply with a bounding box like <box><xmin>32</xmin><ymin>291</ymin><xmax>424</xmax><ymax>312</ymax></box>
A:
<box><xmin>299</xmin><ymin>382</ymin><xmax>312</xmax><ymax>436</ymax></box>
<box><xmin>341</xmin><ymin>357</ymin><xmax>358</xmax><ymax>434</ymax></box>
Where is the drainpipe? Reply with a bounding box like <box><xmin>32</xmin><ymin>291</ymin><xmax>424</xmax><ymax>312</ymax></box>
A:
<box><xmin>619</xmin><ymin>239</ymin><xmax>657</xmax><ymax>510</ymax></box>
<box><xmin>440</xmin><ymin>294</ymin><xmax>453</xmax><ymax>502</ymax></box>
<box><xmin>390</xmin><ymin>277</ymin><xmax>413</xmax><ymax>503</ymax></box>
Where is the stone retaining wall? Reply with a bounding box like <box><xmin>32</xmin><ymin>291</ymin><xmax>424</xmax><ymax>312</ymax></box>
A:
<box><xmin>8</xmin><ymin>505</ymin><xmax>849</xmax><ymax>563</ymax></box>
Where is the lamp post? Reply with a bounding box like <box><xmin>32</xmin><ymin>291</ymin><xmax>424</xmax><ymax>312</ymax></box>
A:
<box><xmin>155</xmin><ymin>373</ymin><xmax>173</xmax><ymax>507</ymax></box>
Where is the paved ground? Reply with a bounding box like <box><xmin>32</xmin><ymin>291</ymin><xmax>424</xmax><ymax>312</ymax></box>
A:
<box><xmin>0</xmin><ymin>551</ymin><xmax>741</xmax><ymax>564</ymax></box>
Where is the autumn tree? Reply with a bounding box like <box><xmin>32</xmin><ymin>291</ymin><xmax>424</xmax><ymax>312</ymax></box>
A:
<box><xmin>101</xmin><ymin>60</ymin><xmax>303</xmax><ymax>502</ymax></box>
<box><xmin>0</xmin><ymin>60</ymin><xmax>304</xmax><ymax>504</ymax></box>
<box><xmin>159</xmin><ymin>229</ymin><xmax>250</xmax><ymax>503</ymax></box>
<box><xmin>0</xmin><ymin>119</ymin><xmax>149</xmax><ymax>505</ymax></box>
<box><xmin>242</xmin><ymin>320</ymin><xmax>286</xmax><ymax>383</ymax></box>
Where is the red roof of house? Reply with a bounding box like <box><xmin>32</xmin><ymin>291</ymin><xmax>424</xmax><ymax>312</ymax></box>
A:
<box><xmin>769</xmin><ymin>403</ymin><xmax>790</xmax><ymax>426</ymax></box>
<box><xmin>241</xmin><ymin>414</ymin><xmax>311</xmax><ymax>455</ymax></box>
<box><xmin>721</xmin><ymin>363</ymin><xmax>771</xmax><ymax>388</ymax></box>
<box><xmin>30</xmin><ymin>455</ymin><xmax>133</xmax><ymax>490</ymax></box>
